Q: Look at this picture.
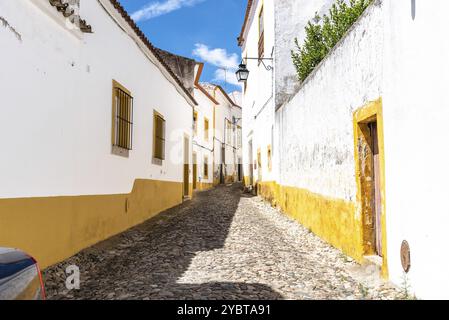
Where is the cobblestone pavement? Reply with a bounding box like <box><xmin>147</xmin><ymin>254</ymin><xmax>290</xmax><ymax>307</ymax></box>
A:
<box><xmin>44</xmin><ymin>184</ymin><xmax>403</xmax><ymax>300</ymax></box>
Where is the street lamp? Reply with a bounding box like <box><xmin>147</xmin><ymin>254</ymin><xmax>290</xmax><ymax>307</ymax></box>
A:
<box><xmin>235</xmin><ymin>64</ymin><xmax>249</xmax><ymax>83</ymax></box>
<box><xmin>235</xmin><ymin>57</ymin><xmax>273</xmax><ymax>83</ymax></box>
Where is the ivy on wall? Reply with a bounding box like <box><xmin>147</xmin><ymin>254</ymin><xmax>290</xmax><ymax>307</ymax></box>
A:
<box><xmin>291</xmin><ymin>0</ymin><xmax>372</xmax><ymax>82</ymax></box>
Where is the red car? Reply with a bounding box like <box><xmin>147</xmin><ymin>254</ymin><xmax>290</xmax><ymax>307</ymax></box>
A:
<box><xmin>0</xmin><ymin>248</ymin><xmax>46</xmax><ymax>300</ymax></box>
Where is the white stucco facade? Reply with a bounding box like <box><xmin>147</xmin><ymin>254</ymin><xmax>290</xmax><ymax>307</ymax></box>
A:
<box><xmin>0</xmin><ymin>0</ymin><xmax>195</xmax><ymax>199</ymax></box>
<box><xmin>192</xmin><ymin>80</ymin><xmax>215</xmax><ymax>187</ymax></box>
<box><xmin>240</xmin><ymin>0</ymin><xmax>275</xmax><ymax>185</ymax></box>
<box><xmin>240</xmin><ymin>0</ymin><xmax>449</xmax><ymax>299</ymax></box>
<box><xmin>277</xmin><ymin>1</ymin><xmax>383</xmax><ymax>201</ymax></box>
<box><xmin>273</xmin><ymin>0</ymin><xmax>334</xmax><ymax>109</ymax></box>
<box><xmin>381</xmin><ymin>0</ymin><xmax>449</xmax><ymax>300</ymax></box>
<box><xmin>240</xmin><ymin>0</ymin><xmax>335</xmax><ymax>186</ymax></box>
<box><xmin>211</xmin><ymin>86</ymin><xmax>243</xmax><ymax>183</ymax></box>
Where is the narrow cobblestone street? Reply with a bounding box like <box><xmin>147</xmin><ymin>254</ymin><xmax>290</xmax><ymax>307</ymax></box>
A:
<box><xmin>44</xmin><ymin>184</ymin><xmax>402</xmax><ymax>300</ymax></box>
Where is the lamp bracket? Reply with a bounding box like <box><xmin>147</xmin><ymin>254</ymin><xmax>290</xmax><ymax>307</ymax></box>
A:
<box><xmin>242</xmin><ymin>57</ymin><xmax>273</xmax><ymax>71</ymax></box>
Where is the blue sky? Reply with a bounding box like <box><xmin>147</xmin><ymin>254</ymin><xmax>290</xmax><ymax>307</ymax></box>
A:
<box><xmin>120</xmin><ymin>0</ymin><xmax>246</xmax><ymax>92</ymax></box>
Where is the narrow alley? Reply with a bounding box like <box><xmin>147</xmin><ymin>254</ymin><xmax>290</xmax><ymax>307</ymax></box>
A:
<box><xmin>44</xmin><ymin>184</ymin><xmax>402</xmax><ymax>300</ymax></box>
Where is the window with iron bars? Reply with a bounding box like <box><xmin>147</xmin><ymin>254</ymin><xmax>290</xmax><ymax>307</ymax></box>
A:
<box><xmin>153</xmin><ymin>112</ymin><xmax>166</xmax><ymax>160</ymax></box>
<box><xmin>113</xmin><ymin>85</ymin><xmax>133</xmax><ymax>150</ymax></box>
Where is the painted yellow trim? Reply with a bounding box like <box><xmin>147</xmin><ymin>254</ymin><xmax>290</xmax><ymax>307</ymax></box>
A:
<box><xmin>112</xmin><ymin>79</ymin><xmax>131</xmax><ymax>95</ymax></box>
<box><xmin>153</xmin><ymin>110</ymin><xmax>166</xmax><ymax>161</ymax></box>
<box><xmin>267</xmin><ymin>145</ymin><xmax>272</xmax><ymax>172</ymax></box>
<box><xmin>258</xmin><ymin>181</ymin><xmax>363</xmax><ymax>262</ymax></box>
<box><xmin>183</xmin><ymin>134</ymin><xmax>192</xmax><ymax>198</ymax></box>
<box><xmin>212</xmin><ymin>103</ymin><xmax>216</xmax><ymax>178</ymax></box>
<box><xmin>243</xmin><ymin>176</ymin><xmax>251</xmax><ymax>187</ymax></box>
<box><xmin>254</xmin><ymin>99</ymin><xmax>388</xmax><ymax>278</ymax></box>
<box><xmin>353</xmin><ymin>98</ymin><xmax>388</xmax><ymax>278</ymax></box>
<box><xmin>195</xmin><ymin>182</ymin><xmax>214</xmax><ymax>192</ymax></box>
<box><xmin>224</xmin><ymin>175</ymin><xmax>236</xmax><ymax>184</ymax></box>
<box><xmin>192</xmin><ymin>152</ymin><xmax>198</xmax><ymax>190</ymax></box>
<box><xmin>204</xmin><ymin>117</ymin><xmax>210</xmax><ymax>141</ymax></box>
<box><xmin>0</xmin><ymin>179</ymin><xmax>183</xmax><ymax>269</ymax></box>
<box><xmin>111</xmin><ymin>80</ymin><xmax>132</xmax><ymax>148</ymax></box>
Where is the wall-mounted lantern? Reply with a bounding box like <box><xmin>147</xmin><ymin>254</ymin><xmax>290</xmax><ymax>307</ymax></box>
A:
<box><xmin>235</xmin><ymin>57</ymin><xmax>273</xmax><ymax>83</ymax></box>
<box><xmin>236</xmin><ymin>64</ymin><xmax>250</xmax><ymax>83</ymax></box>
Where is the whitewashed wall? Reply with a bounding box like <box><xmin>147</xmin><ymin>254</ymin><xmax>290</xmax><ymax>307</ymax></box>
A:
<box><xmin>0</xmin><ymin>0</ymin><xmax>194</xmax><ymax>198</ymax></box>
<box><xmin>214</xmin><ymin>91</ymin><xmax>242</xmax><ymax>179</ymax></box>
<box><xmin>241</xmin><ymin>0</ymin><xmax>276</xmax><ymax>183</ymax></box>
<box><xmin>241</xmin><ymin>0</ymin><xmax>335</xmax><ymax>183</ymax></box>
<box><xmin>274</xmin><ymin>0</ymin><xmax>334</xmax><ymax>109</ymax></box>
<box><xmin>230</xmin><ymin>103</ymin><xmax>243</xmax><ymax>176</ymax></box>
<box><xmin>193</xmin><ymin>87</ymin><xmax>215</xmax><ymax>184</ymax></box>
<box><xmin>382</xmin><ymin>0</ymin><xmax>449</xmax><ymax>300</ymax></box>
<box><xmin>276</xmin><ymin>2</ymin><xmax>383</xmax><ymax>201</ymax></box>
<box><xmin>275</xmin><ymin>0</ymin><xmax>449</xmax><ymax>299</ymax></box>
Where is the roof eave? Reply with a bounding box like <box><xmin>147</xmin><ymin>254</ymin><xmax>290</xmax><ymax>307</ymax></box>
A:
<box><xmin>237</xmin><ymin>0</ymin><xmax>253</xmax><ymax>47</ymax></box>
<box><xmin>107</xmin><ymin>0</ymin><xmax>198</xmax><ymax>106</ymax></box>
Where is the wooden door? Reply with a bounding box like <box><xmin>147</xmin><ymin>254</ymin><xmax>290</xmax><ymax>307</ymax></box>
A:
<box><xmin>238</xmin><ymin>158</ymin><xmax>242</xmax><ymax>182</ymax></box>
<box><xmin>192</xmin><ymin>153</ymin><xmax>197</xmax><ymax>190</ymax></box>
<box><xmin>220</xmin><ymin>145</ymin><xmax>225</xmax><ymax>184</ymax></box>
<box><xmin>248</xmin><ymin>140</ymin><xmax>254</xmax><ymax>186</ymax></box>
<box><xmin>183</xmin><ymin>136</ymin><xmax>190</xmax><ymax>197</ymax></box>
<box><xmin>370</xmin><ymin>122</ymin><xmax>383</xmax><ymax>256</ymax></box>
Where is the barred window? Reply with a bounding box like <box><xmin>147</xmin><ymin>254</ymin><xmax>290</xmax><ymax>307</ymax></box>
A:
<box><xmin>112</xmin><ymin>82</ymin><xmax>133</xmax><ymax>151</ymax></box>
<box><xmin>153</xmin><ymin>112</ymin><xmax>166</xmax><ymax>160</ymax></box>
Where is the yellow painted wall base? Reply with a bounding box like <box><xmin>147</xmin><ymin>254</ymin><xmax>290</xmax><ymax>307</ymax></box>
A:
<box><xmin>0</xmin><ymin>179</ymin><xmax>183</xmax><ymax>269</ymax></box>
<box><xmin>213</xmin><ymin>176</ymin><xmax>238</xmax><ymax>186</ymax></box>
<box><xmin>257</xmin><ymin>181</ymin><xmax>364</xmax><ymax>263</ymax></box>
<box><xmin>196</xmin><ymin>182</ymin><xmax>214</xmax><ymax>192</ymax></box>
<box><xmin>225</xmin><ymin>175</ymin><xmax>236</xmax><ymax>184</ymax></box>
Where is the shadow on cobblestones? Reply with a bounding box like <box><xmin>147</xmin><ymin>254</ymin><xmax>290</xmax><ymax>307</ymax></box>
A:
<box><xmin>44</xmin><ymin>184</ymin><xmax>284</xmax><ymax>300</ymax></box>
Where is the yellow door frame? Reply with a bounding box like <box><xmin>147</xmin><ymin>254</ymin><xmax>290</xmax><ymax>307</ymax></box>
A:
<box><xmin>353</xmin><ymin>98</ymin><xmax>388</xmax><ymax>278</ymax></box>
<box><xmin>183</xmin><ymin>134</ymin><xmax>191</xmax><ymax>198</ymax></box>
<box><xmin>192</xmin><ymin>152</ymin><xmax>197</xmax><ymax>190</ymax></box>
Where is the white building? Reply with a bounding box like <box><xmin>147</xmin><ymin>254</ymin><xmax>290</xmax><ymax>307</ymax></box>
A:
<box><xmin>154</xmin><ymin>53</ymin><xmax>244</xmax><ymax>189</ymax></box>
<box><xmin>239</xmin><ymin>0</ymin><xmax>449</xmax><ymax>299</ymax></box>
<box><xmin>238</xmin><ymin>0</ymin><xmax>334</xmax><ymax>188</ymax></box>
<box><xmin>0</xmin><ymin>0</ymin><xmax>197</xmax><ymax>268</ymax></box>
<box><xmin>207</xmin><ymin>84</ymin><xmax>243</xmax><ymax>184</ymax></box>
<box><xmin>192</xmin><ymin>63</ymin><xmax>216</xmax><ymax>191</ymax></box>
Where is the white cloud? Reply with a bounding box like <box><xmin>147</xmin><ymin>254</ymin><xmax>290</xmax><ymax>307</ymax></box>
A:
<box><xmin>131</xmin><ymin>0</ymin><xmax>206</xmax><ymax>22</ymax></box>
<box><xmin>193</xmin><ymin>43</ymin><xmax>241</xmax><ymax>87</ymax></box>
<box><xmin>213</xmin><ymin>69</ymin><xmax>241</xmax><ymax>87</ymax></box>
<box><xmin>193</xmin><ymin>44</ymin><xmax>239</xmax><ymax>70</ymax></box>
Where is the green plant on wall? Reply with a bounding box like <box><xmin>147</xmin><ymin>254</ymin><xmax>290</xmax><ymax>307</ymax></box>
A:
<box><xmin>291</xmin><ymin>0</ymin><xmax>372</xmax><ymax>82</ymax></box>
